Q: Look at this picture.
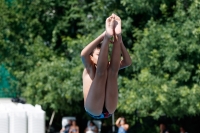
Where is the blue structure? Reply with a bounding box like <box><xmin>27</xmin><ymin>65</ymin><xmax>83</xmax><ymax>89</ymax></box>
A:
<box><xmin>0</xmin><ymin>65</ymin><xmax>17</xmax><ymax>97</ymax></box>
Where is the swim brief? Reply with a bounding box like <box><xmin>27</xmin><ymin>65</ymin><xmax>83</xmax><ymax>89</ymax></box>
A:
<box><xmin>85</xmin><ymin>106</ymin><xmax>112</xmax><ymax>119</ymax></box>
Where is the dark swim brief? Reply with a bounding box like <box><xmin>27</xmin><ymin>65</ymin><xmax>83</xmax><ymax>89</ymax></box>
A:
<box><xmin>85</xmin><ymin>106</ymin><xmax>112</xmax><ymax>119</ymax></box>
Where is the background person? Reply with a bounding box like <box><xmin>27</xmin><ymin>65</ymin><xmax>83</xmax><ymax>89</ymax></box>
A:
<box><xmin>60</xmin><ymin>120</ymin><xmax>72</xmax><ymax>133</ymax></box>
<box><xmin>115</xmin><ymin>117</ymin><xmax>129</xmax><ymax>133</ymax></box>
<box><xmin>69</xmin><ymin>120</ymin><xmax>79</xmax><ymax>133</ymax></box>
<box><xmin>180</xmin><ymin>126</ymin><xmax>188</xmax><ymax>133</ymax></box>
<box><xmin>85</xmin><ymin>120</ymin><xmax>98</xmax><ymax>133</ymax></box>
<box><xmin>159</xmin><ymin>123</ymin><xmax>169</xmax><ymax>133</ymax></box>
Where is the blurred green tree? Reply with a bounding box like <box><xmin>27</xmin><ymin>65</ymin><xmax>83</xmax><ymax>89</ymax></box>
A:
<box><xmin>118</xmin><ymin>0</ymin><xmax>200</xmax><ymax>119</ymax></box>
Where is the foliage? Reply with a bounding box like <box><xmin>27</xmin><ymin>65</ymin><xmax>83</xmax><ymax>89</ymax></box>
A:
<box><xmin>118</xmin><ymin>0</ymin><xmax>200</xmax><ymax>119</ymax></box>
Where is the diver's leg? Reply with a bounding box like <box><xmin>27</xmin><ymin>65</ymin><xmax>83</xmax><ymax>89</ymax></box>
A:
<box><xmin>105</xmin><ymin>14</ymin><xmax>122</xmax><ymax>114</ymax></box>
<box><xmin>85</xmin><ymin>16</ymin><xmax>114</xmax><ymax>115</ymax></box>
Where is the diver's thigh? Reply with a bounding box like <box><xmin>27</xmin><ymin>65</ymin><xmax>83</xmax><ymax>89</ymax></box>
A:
<box><xmin>85</xmin><ymin>74</ymin><xmax>107</xmax><ymax>115</ymax></box>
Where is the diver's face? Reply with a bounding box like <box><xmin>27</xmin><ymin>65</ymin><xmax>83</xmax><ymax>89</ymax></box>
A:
<box><xmin>91</xmin><ymin>48</ymin><xmax>100</xmax><ymax>65</ymax></box>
